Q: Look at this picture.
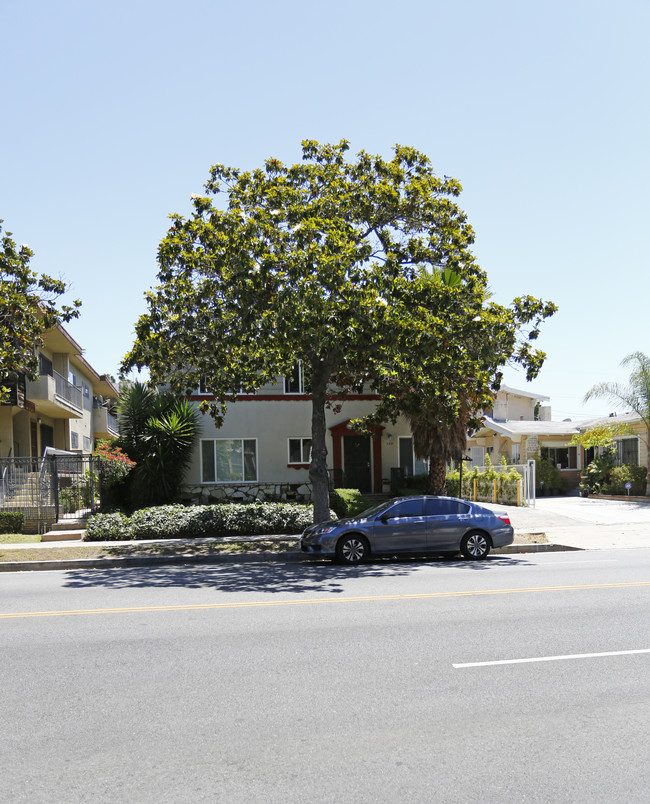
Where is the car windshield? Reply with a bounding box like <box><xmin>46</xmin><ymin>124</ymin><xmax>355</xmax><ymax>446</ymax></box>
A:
<box><xmin>354</xmin><ymin>500</ymin><xmax>395</xmax><ymax>519</ymax></box>
<box><xmin>351</xmin><ymin>499</ymin><xmax>405</xmax><ymax>519</ymax></box>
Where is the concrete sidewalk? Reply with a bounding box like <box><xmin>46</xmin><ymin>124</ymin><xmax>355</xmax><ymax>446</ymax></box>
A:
<box><xmin>481</xmin><ymin>496</ymin><xmax>650</xmax><ymax>551</ymax></box>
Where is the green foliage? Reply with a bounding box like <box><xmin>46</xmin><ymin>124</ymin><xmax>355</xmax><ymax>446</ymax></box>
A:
<box><xmin>604</xmin><ymin>465</ymin><xmax>647</xmax><ymax>496</ymax></box>
<box><xmin>85</xmin><ymin>512</ymin><xmax>133</xmax><ymax>541</ymax></box>
<box><xmin>85</xmin><ymin>503</ymin><xmax>338</xmax><ymax>541</ymax></box>
<box><xmin>122</xmin><ymin>140</ymin><xmax>555</xmax><ymax>522</ymax></box>
<box><xmin>116</xmin><ymin>382</ymin><xmax>199</xmax><ymax>508</ymax></box>
<box><xmin>584</xmin><ymin>351</ymin><xmax>650</xmax><ymax>495</ymax></box>
<box><xmin>0</xmin><ymin>512</ymin><xmax>24</xmax><ymax>534</ymax></box>
<box><xmin>580</xmin><ymin>450</ymin><xmax>616</xmax><ymax>495</ymax></box>
<box><xmin>361</xmin><ymin>240</ymin><xmax>556</xmax><ymax>495</ymax></box>
<box><xmin>58</xmin><ymin>471</ymin><xmax>98</xmax><ymax>514</ymax></box>
<box><xmin>0</xmin><ymin>219</ymin><xmax>80</xmax><ymax>401</ymax></box>
<box><xmin>569</xmin><ymin>421</ymin><xmax>634</xmax><ymax>450</ymax></box>
<box><xmin>534</xmin><ymin>456</ymin><xmax>563</xmax><ymax>492</ymax></box>
<box><xmin>329</xmin><ymin>489</ymin><xmax>373</xmax><ymax>518</ymax></box>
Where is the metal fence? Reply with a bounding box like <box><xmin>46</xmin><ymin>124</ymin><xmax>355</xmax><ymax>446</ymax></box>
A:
<box><xmin>0</xmin><ymin>454</ymin><xmax>103</xmax><ymax>533</ymax></box>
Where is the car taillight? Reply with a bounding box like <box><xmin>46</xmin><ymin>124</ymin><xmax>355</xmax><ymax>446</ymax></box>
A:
<box><xmin>497</xmin><ymin>514</ymin><xmax>511</xmax><ymax>525</ymax></box>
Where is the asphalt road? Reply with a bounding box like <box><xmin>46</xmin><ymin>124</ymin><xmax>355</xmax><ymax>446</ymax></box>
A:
<box><xmin>2</xmin><ymin>550</ymin><xmax>649</xmax><ymax>803</ymax></box>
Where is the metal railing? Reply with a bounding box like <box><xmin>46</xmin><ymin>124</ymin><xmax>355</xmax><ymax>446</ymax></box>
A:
<box><xmin>0</xmin><ymin>455</ymin><xmax>103</xmax><ymax>532</ymax></box>
<box><xmin>106</xmin><ymin>410</ymin><xmax>119</xmax><ymax>433</ymax></box>
<box><xmin>53</xmin><ymin>370</ymin><xmax>82</xmax><ymax>410</ymax></box>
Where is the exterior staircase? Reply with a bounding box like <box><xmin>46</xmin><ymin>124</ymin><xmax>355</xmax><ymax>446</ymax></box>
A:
<box><xmin>41</xmin><ymin>518</ymin><xmax>87</xmax><ymax>542</ymax></box>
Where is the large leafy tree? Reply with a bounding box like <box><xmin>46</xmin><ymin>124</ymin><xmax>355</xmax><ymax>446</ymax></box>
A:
<box><xmin>124</xmin><ymin>140</ymin><xmax>553</xmax><ymax>521</ymax></box>
<box><xmin>0</xmin><ymin>219</ymin><xmax>80</xmax><ymax>400</ymax></box>
<box><xmin>364</xmin><ymin>267</ymin><xmax>557</xmax><ymax>493</ymax></box>
<box><xmin>584</xmin><ymin>352</ymin><xmax>650</xmax><ymax>495</ymax></box>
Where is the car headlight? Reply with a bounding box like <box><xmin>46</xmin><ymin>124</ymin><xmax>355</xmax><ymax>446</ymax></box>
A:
<box><xmin>314</xmin><ymin>525</ymin><xmax>337</xmax><ymax>535</ymax></box>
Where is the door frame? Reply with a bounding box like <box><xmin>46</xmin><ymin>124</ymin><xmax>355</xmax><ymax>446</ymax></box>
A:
<box><xmin>329</xmin><ymin>420</ymin><xmax>384</xmax><ymax>493</ymax></box>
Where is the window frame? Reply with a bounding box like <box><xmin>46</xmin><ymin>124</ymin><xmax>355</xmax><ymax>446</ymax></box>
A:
<box><xmin>200</xmin><ymin>438</ymin><xmax>258</xmax><ymax>483</ymax></box>
<box><xmin>284</xmin><ymin>361</ymin><xmax>305</xmax><ymax>394</ymax></box>
<box><xmin>287</xmin><ymin>437</ymin><xmax>312</xmax><ymax>465</ymax></box>
<box><xmin>398</xmin><ymin>436</ymin><xmax>428</xmax><ymax>477</ymax></box>
<box><xmin>615</xmin><ymin>437</ymin><xmax>639</xmax><ymax>467</ymax></box>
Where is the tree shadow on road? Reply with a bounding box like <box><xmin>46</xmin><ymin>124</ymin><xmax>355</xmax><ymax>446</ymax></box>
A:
<box><xmin>61</xmin><ymin>554</ymin><xmax>532</xmax><ymax>594</ymax></box>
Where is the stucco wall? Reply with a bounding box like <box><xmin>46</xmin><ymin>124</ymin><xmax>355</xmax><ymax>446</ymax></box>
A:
<box><xmin>186</xmin><ymin>396</ymin><xmax>415</xmax><ymax>493</ymax></box>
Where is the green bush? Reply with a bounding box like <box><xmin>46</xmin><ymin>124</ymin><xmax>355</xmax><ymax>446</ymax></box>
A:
<box><xmin>603</xmin><ymin>465</ymin><xmax>647</xmax><ymax>496</ymax></box>
<box><xmin>329</xmin><ymin>489</ymin><xmax>373</xmax><ymax>518</ymax></box>
<box><xmin>85</xmin><ymin>502</ymin><xmax>338</xmax><ymax>541</ymax></box>
<box><xmin>535</xmin><ymin>456</ymin><xmax>562</xmax><ymax>492</ymax></box>
<box><xmin>85</xmin><ymin>512</ymin><xmax>133</xmax><ymax>541</ymax></box>
<box><xmin>0</xmin><ymin>511</ymin><xmax>24</xmax><ymax>534</ymax></box>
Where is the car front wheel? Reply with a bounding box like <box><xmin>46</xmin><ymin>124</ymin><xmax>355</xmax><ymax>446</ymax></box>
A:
<box><xmin>336</xmin><ymin>535</ymin><xmax>369</xmax><ymax>565</ymax></box>
<box><xmin>460</xmin><ymin>531</ymin><xmax>490</xmax><ymax>560</ymax></box>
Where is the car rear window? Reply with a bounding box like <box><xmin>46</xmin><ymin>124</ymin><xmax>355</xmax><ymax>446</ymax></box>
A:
<box><xmin>424</xmin><ymin>498</ymin><xmax>471</xmax><ymax>516</ymax></box>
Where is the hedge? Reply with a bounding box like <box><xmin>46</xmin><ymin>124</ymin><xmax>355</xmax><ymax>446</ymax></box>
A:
<box><xmin>329</xmin><ymin>489</ymin><xmax>373</xmax><ymax>518</ymax></box>
<box><xmin>85</xmin><ymin>502</ymin><xmax>337</xmax><ymax>541</ymax></box>
<box><xmin>0</xmin><ymin>512</ymin><xmax>24</xmax><ymax>534</ymax></box>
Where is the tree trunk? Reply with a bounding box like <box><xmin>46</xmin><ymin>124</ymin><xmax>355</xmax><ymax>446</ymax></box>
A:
<box><xmin>309</xmin><ymin>361</ymin><xmax>332</xmax><ymax>524</ymax></box>
<box><xmin>427</xmin><ymin>455</ymin><xmax>447</xmax><ymax>495</ymax></box>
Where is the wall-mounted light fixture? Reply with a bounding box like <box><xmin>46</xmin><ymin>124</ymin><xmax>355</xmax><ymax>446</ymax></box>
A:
<box><xmin>385</xmin><ymin>433</ymin><xmax>394</xmax><ymax>447</ymax></box>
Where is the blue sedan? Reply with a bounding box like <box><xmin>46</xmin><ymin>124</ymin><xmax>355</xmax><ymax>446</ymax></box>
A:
<box><xmin>301</xmin><ymin>496</ymin><xmax>514</xmax><ymax>564</ymax></box>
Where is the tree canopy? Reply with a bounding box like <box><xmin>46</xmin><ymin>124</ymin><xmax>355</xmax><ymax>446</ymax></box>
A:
<box><xmin>124</xmin><ymin>140</ymin><xmax>556</xmax><ymax>520</ymax></box>
<box><xmin>0</xmin><ymin>219</ymin><xmax>80</xmax><ymax>400</ymax></box>
<box><xmin>584</xmin><ymin>352</ymin><xmax>650</xmax><ymax>494</ymax></box>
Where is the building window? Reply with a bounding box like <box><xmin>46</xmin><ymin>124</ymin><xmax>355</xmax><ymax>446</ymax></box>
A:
<box><xmin>39</xmin><ymin>353</ymin><xmax>53</xmax><ymax>377</ymax></box>
<box><xmin>201</xmin><ymin>439</ymin><xmax>257</xmax><ymax>483</ymax></box>
<box><xmin>541</xmin><ymin>446</ymin><xmax>577</xmax><ymax>470</ymax></box>
<box><xmin>511</xmin><ymin>444</ymin><xmax>521</xmax><ymax>464</ymax></box>
<box><xmin>398</xmin><ymin>437</ymin><xmax>428</xmax><ymax>477</ymax></box>
<box><xmin>288</xmin><ymin>438</ymin><xmax>311</xmax><ymax>464</ymax></box>
<box><xmin>70</xmin><ymin>432</ymin><xmax>79</xmax><ymax>449</ymax></box>
<box><xmin>616</xmin><ymin>438</ymin><xmax>639</xmax><ymax>466</ymax></box>
<box><xmin>284</xmin><ymin>361</ymin><xmax>305</xmax><ymax>394</ymax></box>
<box><xmin>83</xmin><ymin>436</ymin><xmax>92</xmax><ymax>452</ymax></box>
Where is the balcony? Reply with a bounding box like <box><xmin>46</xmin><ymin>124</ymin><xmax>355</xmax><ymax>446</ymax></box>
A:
<box><xmin>93</xmin><ymin>405</ymin><xmax>119</xmax><ymax>440</ymax></box>
<box><xmin>26</xmin><ymin>371</ymin><xmax>83</xmax><ymax>418</ymax></box>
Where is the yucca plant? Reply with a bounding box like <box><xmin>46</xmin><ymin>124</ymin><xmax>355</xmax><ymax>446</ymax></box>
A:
<box><xmin>116</xmin><ymin>382</ymin><xmax>199</xmax><ymax>508</ymax></box>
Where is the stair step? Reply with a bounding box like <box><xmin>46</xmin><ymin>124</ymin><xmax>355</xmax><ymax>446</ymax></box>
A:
<box><xmin>41</xmin><ymin>530</ymin><xmax>85</xmax><ymax>542</ymax></box>
<box><xmin>48</xmin><ymin>519</ymin><xmax>89</xmax><ymax>531</ymax></box>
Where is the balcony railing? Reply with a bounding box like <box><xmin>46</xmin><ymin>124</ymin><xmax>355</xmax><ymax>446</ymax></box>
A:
<box><xmin>53</xmin><ymin>370</ymin><xmax>82</xmax><ymax>410</ymax></box>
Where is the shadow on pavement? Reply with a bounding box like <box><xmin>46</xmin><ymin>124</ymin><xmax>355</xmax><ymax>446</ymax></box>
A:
<box><xmin>62</xmin><ymin>554</ymin><xmax>532</xmax><ymax>593</ymax></box>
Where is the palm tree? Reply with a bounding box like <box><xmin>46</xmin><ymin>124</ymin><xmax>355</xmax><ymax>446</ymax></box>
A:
<box><xmin>584</xmin><ymin>352</ymin><xmax>650</xmax><ymax>496</ymax></box>
<box><xmin>407</xmin><ymin>397</ymin><xmax>476</xmax><ymax>495</ymax></box>
<box><xmin>116</xmin><ymin>381</ymin><xmax>200</xmax><ymax>507</ymax></box>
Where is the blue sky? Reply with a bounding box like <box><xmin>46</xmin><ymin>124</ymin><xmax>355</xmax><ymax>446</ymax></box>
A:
<box><xmin>3</xmin><ymin>0</ymin><xmax>648</xmax><ymax>419</ymax></box>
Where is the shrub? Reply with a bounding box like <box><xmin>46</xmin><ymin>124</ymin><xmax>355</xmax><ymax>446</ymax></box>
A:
<box><xmin>603</xmin><ymin>465</ymin><xmax>647</xmax><ymax>496</ymax></box>
<box><xmin>535</xmin><ymin>456</ymin><xmax>562</xmax><ymax>492</ymax></box>
<box><xmin>85</xmin><ymin>512</ymin><xmax>133</xmax><ymax>541</ymax></box>
<box><xmin>329</xmin><ymin>489</ymin><xmax>372</xmax><ymax>518</ymax></box>
<box><xmin>85</xmin><ymin>502</ymin><xmax>337</xmax><ymax>541</ymax></box>
<box><xmin>0</xmin><ymin>511</ymin><xmax>24</xmax><ymax>534</ymax></box>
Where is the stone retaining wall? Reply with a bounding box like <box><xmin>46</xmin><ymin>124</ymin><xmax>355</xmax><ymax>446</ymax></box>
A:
<box><xmin>181</xmin><ymin>483</ymin><xmax>313</xmax><ymax>505</ymax></box>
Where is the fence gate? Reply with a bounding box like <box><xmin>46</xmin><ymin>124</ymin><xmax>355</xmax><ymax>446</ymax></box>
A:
<box><xmin>0</xmin><ymin>455</ymin><xmax>103</xmax><ymax>533</ymax></box>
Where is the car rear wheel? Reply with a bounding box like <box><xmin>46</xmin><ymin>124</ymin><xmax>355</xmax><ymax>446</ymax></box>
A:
<box><xmin>460</xmin><ymin>530</ymin><xmax>490</xmax><ymax>560</ymax></box>
<box><xmin>336</xmin><ymin>535</ymin><xmax>369</xmax><ymax>565</ymax></box>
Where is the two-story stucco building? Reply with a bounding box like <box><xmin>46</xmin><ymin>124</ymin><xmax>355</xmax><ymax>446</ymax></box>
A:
<box><xmin>181</xmin><ymin>364</ymin><xmax>427</xmax><ymax>505</ymax></box>
<box><xmin>0</xmin><ymin>322</ymin><xmax>119</xmax><ymax>461</ymax></box>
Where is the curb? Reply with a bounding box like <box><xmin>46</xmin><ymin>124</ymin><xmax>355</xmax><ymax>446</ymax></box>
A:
<box><xmin>0</xmin><ymin>542</ymin><xmax>580</xmax><ymax>572</ymax></box>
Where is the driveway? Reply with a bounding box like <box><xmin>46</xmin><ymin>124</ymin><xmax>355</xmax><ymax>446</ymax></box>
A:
<box><xmin>481</xmin><ymin>496</ymin><xmax>650</xmax><ymax>550</ymax></box>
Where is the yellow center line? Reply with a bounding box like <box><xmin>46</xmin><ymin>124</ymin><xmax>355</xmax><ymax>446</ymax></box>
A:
<box><xmin>1</xmin><ymin>581</ymin><xmax>649</xmax><ymax>619</ymax></box>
